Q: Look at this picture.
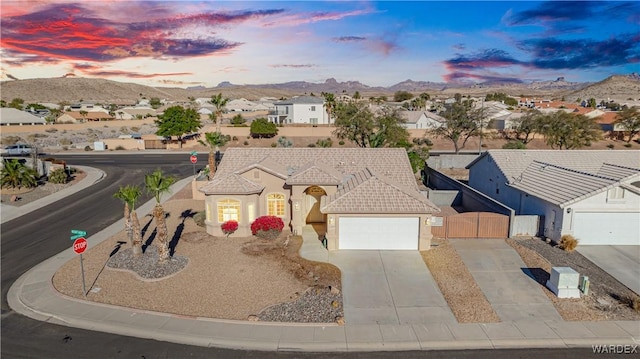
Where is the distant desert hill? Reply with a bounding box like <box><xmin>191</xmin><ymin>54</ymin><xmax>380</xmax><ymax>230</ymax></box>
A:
<box><xmin>562</xmin><ymin>74</ymin><xmax>640</xmax><ymax>103</ymax></box>
<box><xmin>1</xmin><ymin>74</ymin><xmax>638</xmax><ymax>104</ymax></box>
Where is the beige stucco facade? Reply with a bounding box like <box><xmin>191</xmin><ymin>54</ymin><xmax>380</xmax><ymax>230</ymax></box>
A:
<box><xmin>199</xmin><ymin>148</ymin><xmax>440</xmax><ymax>250</ymax></box>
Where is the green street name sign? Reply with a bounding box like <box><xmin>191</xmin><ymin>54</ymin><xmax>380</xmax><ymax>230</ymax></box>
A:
<box><xmin>190</xmin><ymin>151</ymin><xmax>198</xmax><ymax>156</ymax></box>
<box><xmin>70</xmin><ymin>229</ymin><xmax>87</xmax><ymax>240</ymax></box>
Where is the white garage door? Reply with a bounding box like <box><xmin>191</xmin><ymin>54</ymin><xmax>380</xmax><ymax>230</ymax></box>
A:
<box><xmin>573</xmin><ymin>212</ymin><xmax>640</xmax><ymax>245</ymax></box>
<box><xmin>339</xmin><ymin>217</ymin><xmax>419</xmax><ymax>250</ymax></box>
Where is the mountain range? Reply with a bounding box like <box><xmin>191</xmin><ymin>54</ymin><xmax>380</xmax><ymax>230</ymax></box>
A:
<box><xmin>1</xmin><ymin>74</ymin><xmax>638</xmax><ymax>105</ymax></box>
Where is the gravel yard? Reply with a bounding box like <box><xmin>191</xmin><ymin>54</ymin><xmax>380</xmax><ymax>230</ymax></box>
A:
<box><xmin>507</xmin><ymin>237</ymin><xmax>640</xmax><ymax>321</ymax></box>
<box><xmin>53</xmin><ymin>185</ymin><xmax>343</xmax><ymax>323</ymax></box>
<box><xmin>0</xmin><ymin>169</ymin><xmax>86</xmax><ymax>205</ymax></box>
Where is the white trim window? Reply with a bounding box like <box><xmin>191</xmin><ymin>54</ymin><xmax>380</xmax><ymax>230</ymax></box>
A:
<box><xmin>218</xmin><ymin>199</ymin><xmax>241</xmax><ymax>223</ymax></box>
<box><xmin>607</xmin><ymin>187</ymin><xmax>625</xmax><ymax>202</ymax></box>
<box><xmin>267</xmin><ymin>193</ymin><xmax>285</xmax><ymax>217</ymax></box>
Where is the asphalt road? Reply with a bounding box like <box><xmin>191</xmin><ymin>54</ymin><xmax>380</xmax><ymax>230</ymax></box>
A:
<box><xmin>1</xmin><ymin>152</ymin><xmax>597</xmax><ymax>358</ymax></box>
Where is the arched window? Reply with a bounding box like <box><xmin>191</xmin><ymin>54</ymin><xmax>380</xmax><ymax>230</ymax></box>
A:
<box><xmin>267</xmin><ymin>193</ymin><xmax>285</xmax><ymax>216</ymax></box>
<box><xmin>217</xmin><ymin>199</ymin><xmax>241</xmax><ymax>223</ymax></box>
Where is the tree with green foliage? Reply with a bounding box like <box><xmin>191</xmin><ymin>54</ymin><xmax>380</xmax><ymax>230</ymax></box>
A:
<box><xmin>419</xmin><ymin>93</ymin><xmax>431</xmax><ymax>101</ymax></box>
<box><xmin>410</xmin><ymin>97</ymin><xmax>426</xmax><ymax>111</ymax></box>
<box><xmin>538</xmin><ymin>112</ymin><xmax>601</xmax><ymax>149</ymax></box>
<box><xmin>393</xmin><ymin>91</ymin><xmax>414</xmax><ymax>102</ymax></box>
<box><xmin>407</xmin><ymin>146</ymin><xmax>430</xmax><ymax>174</ymax></box>
<box><xmin>353</xmin><ymin>91</ymin><xmax>361</xmax><ymax>100</ymax></box>
<box><xmin>485</xmin><ymin>93</ymin><xmax>518</xmax><ymax>107</ymax></box>
<box><xmin>113</xmin><ymin>185</ymin><xmax>144</xmax><ymax>256</ymax></box>
<box><xmin>250</xmin><ymin>118</ymin><xmax>278</xmax><ymax>138</ymax></box>
<box><xmin>8</xmin><ymin>98</ymin><xmax>24</xmax><ymax>110</ymax></box>
<box><xmin>145</xmin><ymin>169</ymin><xmax>176</xmax><ymax>263</ymax></box>
<box><xmin>199</xmin><ymin>132</ymin><xmax>228</xmax><ymax>179</ymax></box>
<box><xmin>26</xmin><ymin>103</ymin><xmax>46</xmax><ymax>111</ymax></box>
<box><xmin>333</xmin><ymin>102</ymin><xmax>408</xmax><ymax>148</ymax></box>
<box><xmin>502</xmin><ymin>141</ymin><xmax>526</xmax><ymax>149</ymax></box>
<box><xmin>0</xmin><ymin>100</ymin><xmax>6</xmax><ymax>107</ymax></box>
<box><xmin>230</xmin><ymin>114</ymin><xmax>246</xmax><ymax>125</ymax></box>
<box><xmin>79</xmin><ymin>110</ymin><xmax>88</xmax><ymax>123</ymax></box>
<box><xmin>614</xmin><ymin>106</ymin><xmax>640</xmax><ymax>143</ymax></box>
<box><xmin>504</xmin><ymin>109</ymin><xmax>543</xmax><ymax>144</ymax></box>
<box><xmin>588</xmin><ymin>98</ymin><xmax>597</xmax><ymax>108</ymax></box>
<box><xmin>1</xmin><ymin>159</ymin><xmax>37</xmax><ymax>189</ymax></box>
<box><xmin>155</xmin><ymin>105</ymin><xmax>202</xmax><ymax>148</ymax></box>
<box><xmin>149</xmin><ymin>97</ymin><xmax>162</xmax><ymax>109</ymax></box>
<box><xmin>209</xmin><ymin>93</ymin><xmax>229</xmax><ymax>133</ymax></box>
<box><xmin>432</xmin><ymin>98</ymin><xmax>484</xmax><ymax>154</ymax></box>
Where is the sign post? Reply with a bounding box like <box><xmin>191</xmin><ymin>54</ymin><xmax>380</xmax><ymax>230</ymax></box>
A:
<box><xmin>190</xmin><ymin>151</ymin><xmax>198</xmax><ymax>176</ymax></box>
<box><xmin>71</xmin><ymin>230</ymin><xmax>88</xmax><ymax>297</ymax></box>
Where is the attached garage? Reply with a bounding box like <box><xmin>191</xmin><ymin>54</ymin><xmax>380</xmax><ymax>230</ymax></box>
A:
<box><xmin>338</xmin><ymin>217</ymin><xmax>419</xmax><ymax>250</ymax></box>
<box><xmin>573</xmin><ymin>212</ymin><xmax>640</xmax><ymax>245</ymax></box>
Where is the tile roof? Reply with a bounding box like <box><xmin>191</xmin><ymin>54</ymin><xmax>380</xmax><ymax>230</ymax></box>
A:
<box><xmin>216</xmin><ymin>148</ymin><xmax>419</xmax><ymax>188</ymax></box>
<box><xmin>509</xmin><ymin>161</ymin><xmax>639</xmax><ymax>206</ymax></box>
<box><xmin>285</xmin><ymin>160</ymin><xmax>344</xmax><ymax>185</ymax></box>
<box><xmin>274</xmin><ymin>96</ymin><xmax>324</xmax><ymax>105</ymax></box>
<box><xmin>199</xmin><ymin>173</ymin><xmax>264</xmax><ymax>195</ymax></box>
<box><xmin>468</xmin><ymin>150</ymin><xmax>640</xmax><ymax>182</ymax></box>
<box><xmin>0</xmin><ymin>108</ymin><xmax>46</xmax><ymax>124</ymax></box>
<box><xmin>321</xmin><ymin>168</ymin><xmax>439</xmax><ymax>214</ymax></box>
<box><xmin>205</xmin><ymin>148</ymin><xmax>439</xmax><ymax>213</ymax></box>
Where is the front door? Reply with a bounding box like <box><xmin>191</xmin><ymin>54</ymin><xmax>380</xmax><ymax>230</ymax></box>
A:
<box><xmin>305</xmin><ymin>186</ymin><xmax>326</xmax><ymax>223</ymax></box>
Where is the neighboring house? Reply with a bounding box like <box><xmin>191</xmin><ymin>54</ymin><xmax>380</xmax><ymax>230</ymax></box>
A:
<box><xmin>490</xmin><ymin>112</ymin><xmax>524</xmax><ymax>131</ymax></box>
<box><xmin>466</xmin><ymin>150</ymin><xmax>640</xmax><ymax>245</ymax></box>
<box><xmin>0</xmin><ymin>108</ymin><xmax>46</xmax><ymax>126</ymax></box>
<box><xmin>199</xmin><ymin>148</ymin><xmax>440</xmax><ymax>250</ymax></box>
<box><xmin>57</xmin><ymin>111</ymin><xmax>114</xmax><ymax>123</ymax></box>
<box><xmin>267</xmin><ymin>96</ymin><xmax>327</xmax><ymax>125</ymax></box>
<box><xmin>120</xmin><ymin>107</ymin><xmax>156</xmax><ymax>119</ymax></box>
<box><xmin>401</xmin><ymin>110</ymin><xmax>446</xmax><ymax>130</ymax></box>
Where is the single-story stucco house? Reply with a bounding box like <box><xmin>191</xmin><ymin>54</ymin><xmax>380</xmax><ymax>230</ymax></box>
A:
<box><xmin>199</xmin><ymin>148</ymin><xmax>440</xmax><ymax>250</ymax></box>
<box><xmin>466</xmin><ymin>150</ymin><xmax>640</xmax><ymax>245</ymax></box>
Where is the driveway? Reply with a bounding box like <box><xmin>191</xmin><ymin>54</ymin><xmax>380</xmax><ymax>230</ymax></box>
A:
<box><xmin>300</xmin><ymin>226</ymin><xmax>455</xmax><ymax>325</ymax></box>
<box><xmin>450</xmin><ymin>238</ymin><xmax>562</xmax><ymax>322</ymax></box>
<box><xmin>577</xmin><ymin>245</ymin><xmax>640</xmax><ymax>295</ymax></box>
<box><xmin>328</xmin><ymin>250</ymin><xmax>456</xmax><ymax>325</ymax></box>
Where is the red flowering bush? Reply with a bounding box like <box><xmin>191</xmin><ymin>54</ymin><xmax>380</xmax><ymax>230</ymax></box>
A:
<box><xmin>251</xmin><ymin>215</ymin><xmax>284</xmax><ymax>240</ymax></box>
<box><xmin>220</xmin><ymin>220</ymin><xmax>238</xmax><ymax>238</ymax></box>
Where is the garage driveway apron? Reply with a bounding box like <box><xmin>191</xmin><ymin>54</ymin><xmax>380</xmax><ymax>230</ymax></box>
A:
<box><xmin>328</xmin><ymin>250</ymin><xmax>456</xmax><ymax>325</ymax></box>
<box><xmin>450</xmin><ymin>238</ymin><xmax>562</xmax><ymax>322</ymax></box>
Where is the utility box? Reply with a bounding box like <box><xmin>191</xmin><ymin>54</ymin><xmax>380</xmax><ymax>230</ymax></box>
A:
<box><xmin>94</xmin><ymin>141</ymin><xmax>106</xmax><ymax>151</ymax></box>
<box><xmin>546</xmin><ymin>267</ymin><xmax>581</xmax><ymax>298</ymax></box>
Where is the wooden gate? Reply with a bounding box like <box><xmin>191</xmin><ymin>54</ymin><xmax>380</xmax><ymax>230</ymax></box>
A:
<box><xmin>431</xmin><ymin>212</ymin><xmax>509</xmax><ymax>239</ymax></box>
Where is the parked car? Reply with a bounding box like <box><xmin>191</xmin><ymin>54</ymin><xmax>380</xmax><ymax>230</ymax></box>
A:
<box><xmin>1</xmin><ymin>144</ymin><xmax>33</xmax><ymax>156</ymax></box>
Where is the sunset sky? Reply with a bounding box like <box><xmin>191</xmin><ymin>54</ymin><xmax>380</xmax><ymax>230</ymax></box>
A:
<box><xmin>1</xmin><ymin>1</ymin><xmax>639</xmax><ymax>88</ymax></box>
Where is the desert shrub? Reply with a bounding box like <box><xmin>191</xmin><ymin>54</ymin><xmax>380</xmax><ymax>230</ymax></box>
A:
<box><xmin>271</xmin><ymin>142</ymin><xmax>277</xmax><ymax>147</ymax></box>
<box><xmin>250</xmin><ymin>118</ymin><xmax>278</xmax><ymax>138</ymax></box>
<box><xmin>277</xmin><ymin>136</ymin><xmax>293</xmax><ymax>148</ymax></box>
<box><xmin>243</xmin><ymin>140</ymin><xmax>249</xmax><ymax>146</ymax></box>
<box><xmin>84</xmin><ymin>145</ymin><xmax>92</xmax><ymax>151</ymax></box>
<box><xmin>120</xmin><ymin>126</ymin><xmax>129</xmax><ymax>134</ymax></box>
<box><xmin>1</xmin><ymin>136</ymin><xmax>22</xmax><ymax>145</ymax></box>
<box><xmin>606</xmin><ymin>144</ymin><xmax>614</xmax><ymax>149</ymax></box>
<box><xmin>115</xmin><ymin>145</ymin><xmax>125</xmax><ymax>150</ymax></box>
<box><xmin>221</xmin><ymin>220</ymin><xmax>239</xmax><ymax>238</ymax></box>
<box><xmin>502</xmin><ymin>140</ymin><xmax>526</xmax><ymax>149</ymax></box>
<box><xmin>232</xmin><ymin>136</ymin><xmax>238</xmax><ymax>141</ymax></box>
<box><xmin>338</xmin><ymin>140</ymin><xmax>345</xmax><ymax>146</ymax></box>
<box><xmin>45</xmin><ymin>128</ymin><xmax>58</xmax><ymax>133</ymax></box>
<box><xmin>193</xmin><ymin>211</ymin><xmax>206</xmax><ymax>227</ymax></box>
<box><xmin>230</xmin><ymin>114</ymin><xmax>246</xmax><ymax>125</ymax></box>
<box><xmin>559</xmin><ymin>234</ymin><xmax>578</xmax><ymax>252</ymax></box>
<box><xmin>62</xmin><ymin>146</ymin><xmax>69</xmax><ymax>151</ymax></box>
<box><xmin>316</xmin><ymin>138</ymin><xmax>333</xmax><ymax>148</ymax></box>
<box><xmin>623</xmin><ymin>143</ymin><xmax>632</xmax><ymax>148</ymax></box>
<box><xmin>48</xmin><ymin>168</ymin><xmax>69</xmax><ymax>184</ymax></box>
<box><xmin>131</xmin><ymin>126</ymin><xmax>140</xmax><ymax>132</ymax></box>
<box><xmin>251</xmin><ymin>215</ymin><xmax>284</xmax><ymax>240</ymax></box>
<box><xmin>307</xmin><ymin>143</ymin><xmax>316</xmax><ymax>148</ymax></box>
<box><xmin>59</xmin><ymin>137</ymin><xmax>72</xmax><ymax>146</ymax></box>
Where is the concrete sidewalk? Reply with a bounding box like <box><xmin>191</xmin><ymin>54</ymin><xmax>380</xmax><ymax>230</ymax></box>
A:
<box><xmin>6</xmin><ymin>174</ymin><xmax>640</xmax><ymax>351</ymax></box>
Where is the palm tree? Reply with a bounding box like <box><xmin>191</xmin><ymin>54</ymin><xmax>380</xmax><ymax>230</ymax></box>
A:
<box><xmin>209</xmin><ymin>93</ymin><xmax>229</xmax><ymax>134</ymax></box>
<box><xmin>113</xmin><ymin>185</ymin><xmax>143</xmax><ymax>256</ymax></box>
<box><xmin>198</xmin><ymin>132</ymin><xmax>228</xmax><ymax>180</ymax></box>
<box><xmin>322</xmin><ymin>92</ymin><xmax>336</xmax><ymax>125</ymax></box>
<box><xmin>145</xmin><ymin>169</ymin><xmax>176</xmax><ymax>263</ymax></box>
<box><xmin>1</xmin><ymin>159</ymin><xmax>37</xmax><ymax>189</ymax></box>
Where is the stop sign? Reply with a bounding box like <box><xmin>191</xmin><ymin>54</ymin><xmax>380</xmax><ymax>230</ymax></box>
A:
<box><xmin>73</xmin><ymin>237</ymin><xmax>87</xmax><ymax>254</ymax></box>
<box><xmin>190</xmin><ymin>155</ymin><xmax>197</xmax><ymax>164</ymax></box>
